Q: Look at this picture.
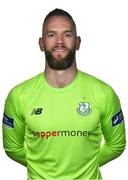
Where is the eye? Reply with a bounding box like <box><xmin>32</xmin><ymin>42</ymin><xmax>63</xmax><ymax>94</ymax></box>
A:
<box><xmin>47</xmin><ymin>33</ymin><xmax>55</xmax><ymax>38</ymax></box>
<box><xmin>65</xmin><ymin>32</ymin><xmax>73</xmax><ymax>38</ymax></box>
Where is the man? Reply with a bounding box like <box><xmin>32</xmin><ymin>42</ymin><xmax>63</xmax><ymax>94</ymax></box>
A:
<box><xmin>3</xmin><ymin>9</ymin><xmax>126</xmax><ymax>179</ymax></box>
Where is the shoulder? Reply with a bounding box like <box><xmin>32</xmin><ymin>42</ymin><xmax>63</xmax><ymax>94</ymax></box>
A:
<box><xmin>78</xmin><ymin>71</ymin><xmax>120</xmax><ymax>114</ymax></box>
<box><xmin>7</xmin><ymin>72</ymin><xmax>43</xmax><ymax>100</ymax></box>
<box><xmin>79</xmin><ymin>70</ymin><xmax>107</xmax><ymax>86</ymax></box>
<box><xmin>78</xmin><ymin>70</ymin><xmax>117</xmax><ymax>98</ymax></box>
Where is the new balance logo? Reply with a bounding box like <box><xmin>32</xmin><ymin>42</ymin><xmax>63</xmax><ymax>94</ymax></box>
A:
<box><xmin>31</xmin><ymin>108</ymin><xmax>43</xmax><ymax>115</ymax></box>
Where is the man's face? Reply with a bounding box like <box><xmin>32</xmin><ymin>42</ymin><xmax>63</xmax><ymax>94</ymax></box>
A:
<box><xmin>39</xmin><ymin>16</ymin><xmax>80</xmax><ymax>70</ymax></box>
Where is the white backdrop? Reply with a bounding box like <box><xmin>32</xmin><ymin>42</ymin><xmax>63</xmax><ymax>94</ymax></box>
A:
<box><xmin>0</xmin><ymin>0</ymin><xmax>128</xmax><ymax>179</ymax></box>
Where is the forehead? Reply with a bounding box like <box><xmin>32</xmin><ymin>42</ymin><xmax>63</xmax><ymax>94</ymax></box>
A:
<box><xmin>43</xmin><ymin>16</ymin><xmax>75</xmax><ymax>32</ymax></box>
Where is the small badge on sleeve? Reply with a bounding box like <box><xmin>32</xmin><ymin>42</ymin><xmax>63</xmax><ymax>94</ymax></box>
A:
<box><xmin>112</xmin><ymin>110</ymin><xmax>124</xmax><ymax>127</ymax></box>
<box><xmin>3</xmin><ymin>113</ymin><xmax>14</xmax><ymax>128</ymax></box>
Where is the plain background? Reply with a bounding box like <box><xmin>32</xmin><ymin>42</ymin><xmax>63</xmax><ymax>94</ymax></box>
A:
<box><xmin>0</xmin><ymin>0</ymin><xmax>128</xmax><ymax>179</ymax></box>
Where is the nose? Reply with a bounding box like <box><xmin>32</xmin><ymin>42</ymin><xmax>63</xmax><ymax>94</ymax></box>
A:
<box><xmin>56</xmin><ymin>34</ymin><xmax>64</xmax><ymax>44</ymax></box>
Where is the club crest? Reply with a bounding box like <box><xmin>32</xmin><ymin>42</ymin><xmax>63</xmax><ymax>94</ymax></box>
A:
<box><xmin>76</xmin><ymin>102</ymin><xmax>92</xmax><ymax>116</ymax></box>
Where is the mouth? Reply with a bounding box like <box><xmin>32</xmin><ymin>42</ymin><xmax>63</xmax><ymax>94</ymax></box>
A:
<box><xmin>54</xmin><ymin>49</ymin><xmax>65</xmax><ymax>52</ymax></box>
<box><xmin>52</xmin><ymin>46</ymin><xmax>67</xmax><ymax>52</ymax></box>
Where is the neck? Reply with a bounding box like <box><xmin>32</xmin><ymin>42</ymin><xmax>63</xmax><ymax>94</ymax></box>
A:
<box><xmin>44</xmin><ymin>61</ymin><xmax>77</xmax><ymax>88</ymax></box>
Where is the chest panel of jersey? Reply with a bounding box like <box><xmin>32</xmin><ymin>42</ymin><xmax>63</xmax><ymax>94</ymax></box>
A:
<box><xmin>25</xmin><ymin>84</ymin><xmax>102</xmax><ymax>133</ymax></box>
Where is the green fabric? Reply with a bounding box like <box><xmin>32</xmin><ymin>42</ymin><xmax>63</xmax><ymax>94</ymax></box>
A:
<box><xmin>3</xmin><ymin>70</ymin><xmax>126</xmax><ymax>179</ymax></box>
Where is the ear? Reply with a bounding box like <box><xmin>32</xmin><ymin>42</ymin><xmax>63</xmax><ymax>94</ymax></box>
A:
<box><xmin>76</xmin><ymin>36</ymin><xmax>81</xmax><ymax>50</ymax></box>
<box><xmin>39</xmin><ymin>37</ymin><xmax>44</xmax><ymax>51</ymax></box>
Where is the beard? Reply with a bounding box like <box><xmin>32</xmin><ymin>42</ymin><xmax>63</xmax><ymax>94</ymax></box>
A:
<box><xmin>44</xmin><ymin>45</ymin><xmax>76</xmax><ymax>70</ymax></box>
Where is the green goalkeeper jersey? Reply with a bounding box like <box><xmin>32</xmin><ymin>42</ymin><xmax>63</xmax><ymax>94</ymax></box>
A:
<box><xmin>3</xmin><ymin>70</ymin><xmax>126</xmax><ymax>180</ymax></box>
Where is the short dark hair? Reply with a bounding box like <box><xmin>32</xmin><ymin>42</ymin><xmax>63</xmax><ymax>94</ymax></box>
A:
<box><xmin>43</xmin><ymin>8</ymin><xmax>76</xmax><ymax>32</ymax></box>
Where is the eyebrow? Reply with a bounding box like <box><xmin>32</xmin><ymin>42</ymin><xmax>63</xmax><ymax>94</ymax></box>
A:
<box><xmin>46</xmin><ymin>30</ymin><xmax>74</xmax><ymax>34</ymax></box>
<box><xmin>64</xmin><ymin>30</ymin><xmax>73</xmax><ymax>33</ymax></box>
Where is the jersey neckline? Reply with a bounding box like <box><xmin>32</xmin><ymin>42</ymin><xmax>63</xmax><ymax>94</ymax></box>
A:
<box><xmin>41</xmin><ymin>70</ymin><xmax>81</xmax><ymax>93</ymax></box>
